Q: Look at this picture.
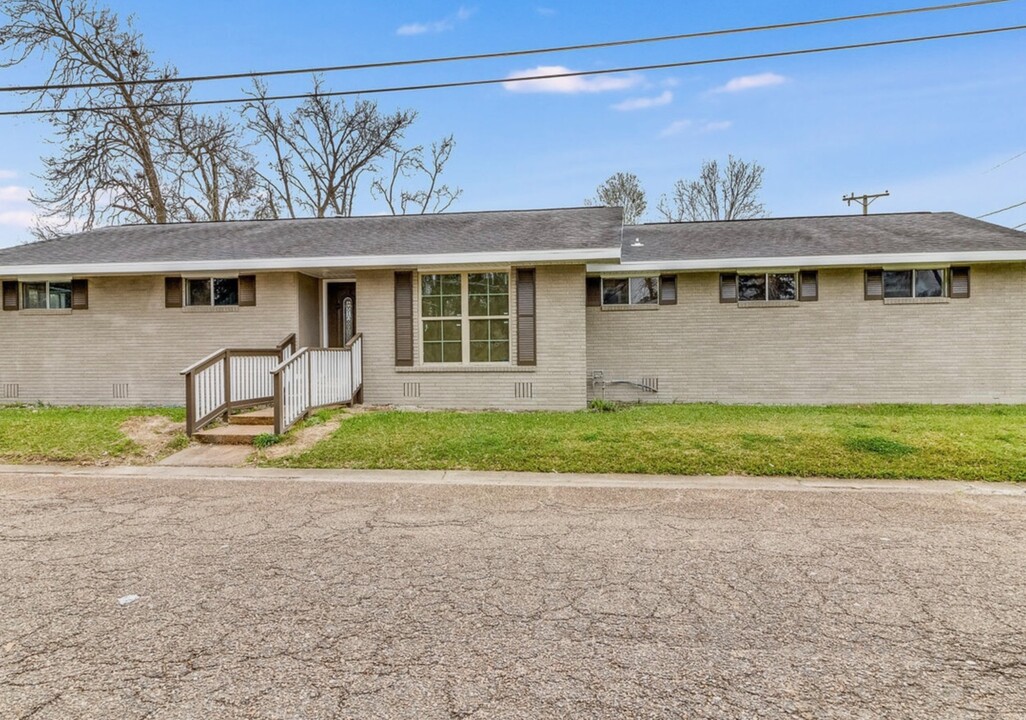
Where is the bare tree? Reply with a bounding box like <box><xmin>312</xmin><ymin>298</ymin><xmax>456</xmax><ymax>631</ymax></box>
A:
<box><xmin>657</xmin><ymin>156</ymin><xmax>766</xmax><ymax>222</ymax></box>
<box><xmin>586</xmin><ymin>172</ymin><xmax>647</xmax><ymax>224</ymax></box>
<box><xmin>371</xmin><ymin>135</ymin><xmax>462</xmax><ymax>215</ymax></box>
<box><xmin>0</xmin><ymin>0</ymin><xmax>260</xmax><ymax>236</ymax></box>
<box><xmin>244</xmin><ymin>79</ymin><xmax>417</xmax><ymax>218</ymax></box>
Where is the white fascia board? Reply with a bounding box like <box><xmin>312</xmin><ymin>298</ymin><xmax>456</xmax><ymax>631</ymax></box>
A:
<box><xmin>587</xmin><ymin>250</ymin><xmax>1026</xmax><ymax>273</ymax></box>
<box><xmin>1</xmin><ymin>247</ymin><xmax>622</xmax><ymax>278</ymax></box>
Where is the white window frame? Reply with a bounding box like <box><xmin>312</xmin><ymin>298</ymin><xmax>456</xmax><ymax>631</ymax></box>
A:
<box><xmin>737</xmin><ymin>272</ymin><xmax>798</xmax><ymax>302</ymax></box>
<box><xmin>601</xmin><ymin>276</ymin><xmax>660</xmax><ymax>306</ymax></box>
<box><xmin>185</xmin><ymin>277</ymin><xmax>240</xmax><ymax>307</ymax></box>
<box><xmin>883</xmin><ymin>268</ymin><xmax>947</xmax><ymax>299</ymax></box>
<box><xmin>419</xmin><ymin>270</ymin><xmax>512</xmax><ymax>365</ymax></box>
<box><xmin>21</xmin><ymin>280</ymin><xmax>72</xmax><ymax>310</ymax></box>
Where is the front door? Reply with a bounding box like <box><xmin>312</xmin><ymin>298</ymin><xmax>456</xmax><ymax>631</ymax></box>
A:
<box><xmin>327</xmin><ymin>282</ymin><xmax>356</xmax><ymax>348</ymax></box>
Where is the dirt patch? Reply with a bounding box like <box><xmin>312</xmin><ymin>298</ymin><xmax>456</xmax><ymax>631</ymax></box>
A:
<box><xmin>258</xmin><ymin>415</ymin><xmax>347</xmax><ymax>461</ymax></box>
<box><xmin>120</xmin><ymin>416</ymin><xmax>186</xmax><ymax>462</ymax></box>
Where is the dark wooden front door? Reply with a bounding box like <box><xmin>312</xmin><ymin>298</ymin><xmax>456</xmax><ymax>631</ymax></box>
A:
<box><xmin>327</xmin><ymin>282</ymin><xmax>356</xmax><ymax>348</ymax></box>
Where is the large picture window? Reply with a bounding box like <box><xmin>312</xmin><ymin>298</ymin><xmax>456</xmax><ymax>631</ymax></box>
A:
<box><xmin>737</xmin><ymin>273</ymin><xmax>797</xmax><ymax>302</ymax></box>
<box><xmin>22</xmin><ymin>281</ymin><xmax>72</xmax><ymax>310</ymax></box>
<box><xmin>884</xmin><ymin>269</ymin><xmax>945</xmax><ymax>299</ymax></box>
<box><xmin>602</xmin><ymin>277</ymin><xmax>658</xmax><ymax>306</ymax></box>
<box><xmin>186</xmin><ymin>278</ymin><xmax>239</xmax><ymax>307</ymax></box>
<box><xmin>421</xmin><ymin>271</ymin><xmax>510</xmax><ymax>364</ymax></box>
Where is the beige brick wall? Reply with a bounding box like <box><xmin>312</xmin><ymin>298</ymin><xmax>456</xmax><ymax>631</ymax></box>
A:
<box><xmin>0</xmin><ymin>273</ymin><xmax>301</xmax><ymax>406</ymax></box>
<box><xmin>587</xmin><ymin>264</ymin><xmax>1026</xmax><ymax>405</ymax></box>
<box><xmin>356</xmin><ymin>265</ymin><xmax>588</xmax><ymax>410</ymax></box>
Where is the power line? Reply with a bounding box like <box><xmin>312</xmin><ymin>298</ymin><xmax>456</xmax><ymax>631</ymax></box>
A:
<box><xmin>984</xmin><ymin>149</ymin><xmax>1026</xmax><ymax>173</ymax></box>
<box><xmin>978</xmin><ymin>198</ymin><xmax>1026</xmax><ymax>218</ymax></box>
<box><xmin>1014</xmin><ymin>221</ymin><xmax>1026</xmax><ymax>230</ymax></box>
<box><xmin>0</xmin><ymin>0</ymin><xmax>1008</xmax><ymax>94</ymax></box>
<box><xmin>0</xmin><ymin>23</ymin><xmax>1022</xmax><ymax>118</ymax></box>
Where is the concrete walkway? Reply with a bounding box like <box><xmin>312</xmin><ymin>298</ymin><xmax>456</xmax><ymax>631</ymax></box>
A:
<box><xmin>0</xmin><ymin>463</ymin><xmax>1023</xmax><ymax>496</ymax></box>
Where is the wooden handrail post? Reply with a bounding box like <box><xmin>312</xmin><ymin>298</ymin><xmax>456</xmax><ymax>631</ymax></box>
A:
<box><xmin>223</xmin><ymin>350</ymin><xmax>232</xmax><ymax>420</ymax></box>
<box><xmin>273</xmin><ymin>369</ymin><xmax>283</xmax><ymax>435</ymax></box>
<box><xmin>184</xmin><ymin>371</ymin><xmax>195</xmax><ymax>436</ymax></box>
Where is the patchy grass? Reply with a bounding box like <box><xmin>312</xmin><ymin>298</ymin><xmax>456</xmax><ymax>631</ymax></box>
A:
<box><xmin>268</xmin><ymin>404</ymin><xmax>1026</xmax><ymax>482</ymax></box>
<box><xmin>0</xmin><ymin>405</ymin><xmax>185</xmax><ymax>464</ymax></box>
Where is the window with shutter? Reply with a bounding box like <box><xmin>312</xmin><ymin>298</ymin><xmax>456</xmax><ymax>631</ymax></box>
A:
<box><xmin>719</xmin><ymin>273</ymin><xmax>737</xmax><ymax>303</ymax></box>
<box><xmin>950</xmin><ymin>267</ymin><xmax>970</xmax><ymax>299</ymax></box>
<box><xmin>798</xmin><ymin>271</ymin><xmax>818</xmax><ymax>302</ymax></box>
<box><xmin>394</xmin><ymin>271</ymin><xmax>414</xmax><ymax>367</ymax></box>
<box><xmin>864</xmin><ymin>270</ymin><xmax>883</xmax><ymax>300</ymax></box>
<box><xmin>516</xmin><ymin>268</ymin><xmax>536</xmax><ymax>366</ymax></box>
<box><xmin>659</xmin><ymin>275</ymin><xmax>677</xmax><ymax>305</ymax></box>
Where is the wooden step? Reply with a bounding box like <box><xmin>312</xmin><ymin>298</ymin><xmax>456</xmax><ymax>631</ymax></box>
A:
<box><xmin>230</xmin><ymin>407</ymin><xmax>275</xmax><ymax>426</ymax></box>
<box><xmin>194</xmin><ymin>424</ymin><xmax>275</xmax><ymax>445</ymax></box>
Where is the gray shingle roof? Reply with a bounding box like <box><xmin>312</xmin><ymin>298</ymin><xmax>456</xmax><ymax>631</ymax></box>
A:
<box><xmin>0</xmin><ymin>206</ymin><xmax>624</xmax><ymax>269</ymax></box>
<box><xmin>621</xmin><ymin>212</ymin><xmax>1026</xmax><ymax>263</ymax></box>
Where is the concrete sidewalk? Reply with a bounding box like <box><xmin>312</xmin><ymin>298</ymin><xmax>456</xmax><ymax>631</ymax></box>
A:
<box><xmin>1</xmin><ymin>463</ymin><xmax>1024</xmax><ymax>496</ymax></box>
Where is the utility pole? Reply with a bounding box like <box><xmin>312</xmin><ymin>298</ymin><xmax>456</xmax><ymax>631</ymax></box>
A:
<box><xmin>843</xmin><ymin>190</ymin><xmax>890</xmax><ymax>215</ymax></box>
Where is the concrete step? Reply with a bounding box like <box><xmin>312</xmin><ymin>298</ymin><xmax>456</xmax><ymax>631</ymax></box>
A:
<box><xmin>194</xmin><ymin>424</ymin><xmax>275</xmax><ymax>445</ymax></box>
<box><xmin>230</xmin><ymin>407</ymin><xmax>275</xmax><ymax>426</ymax></box>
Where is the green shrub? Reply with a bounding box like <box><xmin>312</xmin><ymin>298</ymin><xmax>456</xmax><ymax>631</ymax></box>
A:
<box><xmin>253</xmin><ymin>433</ymin><xmax>284</xmax><ymax>449</ymax></box>
<box><xmin>589</xmin><ymin>398</ymin><xmax>618</xmax><ymax>413</ymax></box>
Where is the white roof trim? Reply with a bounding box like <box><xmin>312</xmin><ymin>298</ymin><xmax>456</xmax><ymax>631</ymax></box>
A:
<box><xmin>0</xmin><ymin>247</ymin><xmax>622</xmax><ymax>277</ymax></box>
<box><xmin>588</xmin><ymin>250</ymin><xmax>1026</xmax><ymax>273</ymax></box>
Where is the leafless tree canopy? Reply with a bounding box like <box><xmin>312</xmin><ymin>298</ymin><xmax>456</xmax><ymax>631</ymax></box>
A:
<box><xmin>370</xmin><ymin>135</ymin><xmax>462</xmax><ymax>215</ymax></box>
<box><xmin>0</xmin><ymin>0</ymin><xmax>257</xmax><ymax>237</ymax></box>
<box><xmin>657</xmin><ymin>156</ymin><xmax>766</xmax><ymax>222</ymax></box>
<box><xmin>586</xmin><ymin>172</ymin><xmax>647</xmax><ymax>224</ymax></box>
<box><xmin>244</xmin><ymin>79</ymin><xmax>420</xmax><ymax>219</ymax></box>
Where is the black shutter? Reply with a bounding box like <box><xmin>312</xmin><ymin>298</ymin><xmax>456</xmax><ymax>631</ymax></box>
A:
<box><xmin>719</xmin><ymin>273</ymin><xmax>737</xmax><ymax>303</ymax></box>
<box><xmin>394</xmin><ymin>271</ymin><xmax>414</xmax><ymax>367</ymax></box>
<box><xmin>238</xmin><ymin>275</ymin><xmax>256</xmax><ymax>306</ymax></box>
<box><xmin>586</xmin><ymin>276</ymin><xmax>601</xmax><ymax>307</ymax></box>
<box><xmin>798</xmin><ymin>270</ymin><xmax>818</xmax><ymax>302</ymax></box>
<box><xmin>950</xmin><ymin>267</ymin><xmax>970</xmax><ymax>299</ymax></box>
<box><xmin>71</xmin><ymin>279</ymin><xmax>89</xmax><ymax>310</ymax></box>
<box><xmin>2</xmin><ymin>281</ymin><xmax>18</xmax><ymax>311</ymax></box>
<box><xmin>864</xmin><ymin>270</ymin><xmax>883</xmax><ymax>300</ymax></box>
<box><xmin>659</xmin><ymin>275</ymin><xmax>677</xmax><ymax>305</ymax></box>
<box><xmin>165</xmin><ymin>277</ymin><xmax>183</xmax><ymax>308</ymax></box>
<box><xmin>516</xmin><ymin>268</ymin><xmax>537</xmax><ymax>366</ymax></box>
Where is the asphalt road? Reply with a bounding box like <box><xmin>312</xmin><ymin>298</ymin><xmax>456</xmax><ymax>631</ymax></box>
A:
<box><xmin>1</xmin><ymin>470</ymin><xmax>1024</xmax><ymax>719</ymax></box>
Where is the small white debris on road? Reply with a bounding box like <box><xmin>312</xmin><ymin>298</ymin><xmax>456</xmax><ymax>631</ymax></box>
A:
<box><xmin>118</xmin><ymin>594</ymin><xmax>140</xmax><ymax>606</ymax></box>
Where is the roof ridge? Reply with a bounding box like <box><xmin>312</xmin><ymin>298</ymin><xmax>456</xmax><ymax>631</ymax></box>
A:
<box><xmin>627</xmin><ymin>211</ymin><xmax>938</xmax><ymax>228</ymax></box>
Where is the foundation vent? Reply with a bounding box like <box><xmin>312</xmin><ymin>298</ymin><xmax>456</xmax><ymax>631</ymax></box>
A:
<box><xmin>403</xmin><ymin>382</ymin><xmax>421</xmax><ymax>399</ymax></box>
<box><xmin>1</xmin><ymin>383</ymin><xmax>19</xmax><ymax>399</ymax></box>
<box><xmin>640</xmin><ymin>377</ymin><xmax>659</xmax><ymax>393</ymax></box>
<box><xmin>514</xmin><ymin>382</ymin><xmax>534</xmax><ymax>399</ymax></box>
<box><xmin>113</xmin><ymin>383</ymin><xmax>130</xmax><ymax>400</ymax></box>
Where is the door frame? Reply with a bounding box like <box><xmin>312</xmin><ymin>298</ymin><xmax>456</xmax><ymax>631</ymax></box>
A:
<box><xmin>321</xmin><ymin>279</ymin><xmax>356</xmax><ymax>348</ymax></box>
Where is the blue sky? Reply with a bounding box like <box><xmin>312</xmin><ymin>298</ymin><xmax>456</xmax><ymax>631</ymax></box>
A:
<box><xmin>0</xmin><ymin>0</ymin><xmax>1024</xmax><ymax>247</ymax></box>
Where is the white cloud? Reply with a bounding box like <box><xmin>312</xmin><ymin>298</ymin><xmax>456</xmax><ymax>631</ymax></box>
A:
<box><xmin>713</xmin><ymin>72</ymin><xmax>788</xmax><ymax>94</ymax></box>
<box><xmin>0</xmin><ymin>170</ymin><xmax>17</xmax><ymax>180</ymax></box>
<box><xmin>0</xmin><ymin>183</ymin><xmax>36</xmax><ymax>234</ymax></box>
<box><xmin>660</xmin><ymin>119</ymin><xmax>732</xmax><ymax>137</ymax></box>
<box><xmin>612</xmin><ymin>90</ymin><xmax>673</xmax><ymax>112</ymax></box>
<box><xmin>0</xmin><ymin>210</ymin><xmax>35</xmax><ymax>229</ymax></box>
<box><xmin>503</xmin><ymin>66</ymin><xmax>641</xmax><ymax>94</ymax></box>
<box><xmin>397</xmin><ymin>6</ymin><xmax>474</xmax><ymax>36</ymax></box>
<box><xmin>0</xmin><ymin>185</ymin><xmax>29</xmax><ymax>202</ymax></box>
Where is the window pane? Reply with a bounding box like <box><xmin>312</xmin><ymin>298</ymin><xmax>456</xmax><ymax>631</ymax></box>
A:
<box><xmin>441</xmin><ymin>296</ymin><xmax>462</xmax><ymax>317</ymax></box>
<box><xmin>602</xmin><ymin>278</ymin><xmax>629</xmax><ymax>305</ymax></box>
<box><xmin>468</xmin><ymin>295</ymin><xmax>489</xmax><ymax>316</ymax></box>
<box><xmin>469</xmin><ymin>319</ymin><xmax>509</xmax><ymax>362</ymax></box>
<box><xmin>470</xmin><ymin>341</ymin><xmax>490</xmax><ymax>363</ymax></box>
<box><xmin>468</xmin><ymin>272</ymin><xmax>509</xmax><ymax>318</ymax></box>
<box><xmin>737</xmin><ymin>275</ymin><xmax>766</xmax><ymax>301</ymax></box>
<box><xmin>490</xmin><ymin>341</ymin><xmax>510</xmax><ymax>362</ymax></box>
<box><xmin>768</xmin><ymin>274</ymin><xmax>796</xmax><ymax>301</ymax></box>
<box><xmin>47</xmin><ymin>282</ymin><xmax>72</xmax><ymax>309</ymax></box>
<box><xmin>630</xmin><ymin>277</ymin><xmax>659</xmax><ymax>305</ymax></box>
<box><xmin>490</xmin><ymin>319</ymin><xmax>509</xmax><ymax>341</ymax></box>
<box><xmin>422</xmin><ymin>321</ymin><xmax>441</xmax><ymax>342</ymax></box>
<box><xmin>488</xmin><ymin>294</ymin><xmax>509</xmax><ymax>316</ymax></box>
<box><xmin>188</xmin><ymin>279</ymin><xmax>211</xmax><ymax>306</ymax></box>
<box><xmin>915</xmin><ymin>269</ymin><xmax>944</xmax><ymax>298</ymax></box>
<box><xmin>470</xmin><ymin>319</ymin><xmax>489</xmax><ymax>341</ymax></box>
<box><xmin>22</xmin><ymin>282</ymin><xmax>47</xmax><ymax>309</ymax></box>
<box><xmin>422</xmin><ymin>296</ymin><xmax>442</xmax><ymax>318</ymax></box>
<box><xmin>422</xmin><ymin>343</ymin><xmax>442</xmax><ymax>363</ymax></box>
<box><xmin>213</xmin><ymin>278</ymin><xmax>238</xmax><ymax>306</ymax></box>
<box><xmin>441</xmin><ymin>274</ymin><xmax>461</xmax><ymax>296</ymax></box>
<box><xmin>883</xmin><ymin>270</ymin><xmax>912</xmax><ymax>298</ymax></box>
<box><xmin>441</xmin><ymin>320</ymin><xmax>461</xmax><ymax>341</ymax></box>
<box><xmin>442</xmin><ymin>342</ymin><xmax>462</xmax><ymax>363</ymax></box>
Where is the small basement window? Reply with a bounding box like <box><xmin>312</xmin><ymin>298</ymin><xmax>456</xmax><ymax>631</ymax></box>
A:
<box><xmin>22</xmin><ymin>281</ymin><xmax>72</xmax><ymax>310</ymax></box>
<box><xmin>187</xmin><ymin>278</ymin><xmax>239</xmax><ymax>307</ymax></box>
<box><xmin>737</xmin><ymin>273</ymin><xmax>797</xmax><ymax>302</ymax></box>
<box><xmin>602</xmin><ymin>277</ymin><xmax>659</xmax><ymax>306</ymax></box>
<box><xmin>884</xmin><ymin>269</ymin><xmax>945</xmax><ymax>299</ymax></box>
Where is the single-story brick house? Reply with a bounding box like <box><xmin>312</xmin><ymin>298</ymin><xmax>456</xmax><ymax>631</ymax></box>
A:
<box><xmin>1</xmin><ymin>207</ymin><xmax>1024</xmax><ymax>432</ymax></box>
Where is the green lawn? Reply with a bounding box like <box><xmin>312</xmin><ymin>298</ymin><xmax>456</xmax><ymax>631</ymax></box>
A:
<box><xmin>0</xmin><ymin>406</ymin><xmax>186</xmax><ymax>464</ymax></box>
<box><xmin>270</xmin><ymin>404</ymin><xmax>1026</xmax><ymax>482</ymax></box>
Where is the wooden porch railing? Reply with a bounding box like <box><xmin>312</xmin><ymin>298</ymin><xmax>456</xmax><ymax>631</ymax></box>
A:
<box><xmin>271</xmin><ymin>333</ymin><xmax>363</xmax><ymax>435</ymax></box>
<box><xmin>181</xmin><ymin>334</ymin><xmax>296</xmax><ymax>436</ymax></box>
